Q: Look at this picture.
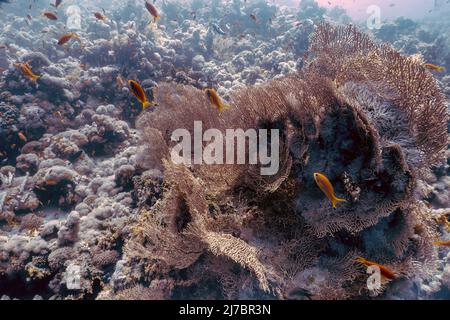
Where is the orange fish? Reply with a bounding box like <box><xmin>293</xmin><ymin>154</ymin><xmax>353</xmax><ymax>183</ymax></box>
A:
<box><xmin>145</xmin><ymin>1</ymin><xmax>160</xmax><ymax>23</ymax></box>
<box><xmin>424</xmin><ymin>63</ymin><xmax>444</xmax><ymax>72</ymax></box>
<box><xmin>18</xmin><ymin>132</ymin><xmax>27</xmax><ymax>142</ymax></box>
<box><xmin>45</xmin><ymin>179</ymin><xmax>59</xmax><ymax>186</ymax></box>
<box><xmin>433</xmin><ymin>240</ymin><xmax>450</xmax><ymax>247</ymax></box>
<box><xmin>128</xmin><ymin>80</ymin><xmax>156</xmax><ymax>111</ymax></box>
<box><xmin>58</xmin><ymin>33</ymin><xmax>80</xmax><ymax>46</ymax></box>
<box><xmin>94</xmin><ymin>12</ymin><xmax>107</xmax><ymax>21</ymax></box>
<box><xmin>14</xmin><ymin>62</ymin><xmax>40</xmax><ymax>82</ymax></box>
<box><xmin>355</xmin><ymin>257</ymin><xmax>396</xmax><ymax>281</ymax></box>
<box><xmin>313</xmin><ymin>172</ymin><xmax>346</xmax><ymax>209</ymax></box>
<box><xmin>205</xmin><ymin>88</ymin><xmax>230</xmax><ymax>113</ymax></box>
<box><xmin>42</xmin><ymin>11</ymin><xmax>58</xmax><ymax>20</ymax></box>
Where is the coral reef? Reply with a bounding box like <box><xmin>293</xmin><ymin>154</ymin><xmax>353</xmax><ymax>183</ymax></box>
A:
<box><xmin>0</xmin><ymin>0</ymin><xmax>449</xmax><ymax>300</ymax></box>
<box><xmin>124</xmin><ymin>24</ymin><xmax>447</xmax><ymax>300</ymax></box>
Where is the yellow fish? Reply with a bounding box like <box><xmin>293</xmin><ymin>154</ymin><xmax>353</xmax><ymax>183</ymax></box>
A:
<box><xmin>15</xmin><ymin>62</ymin><xmax>40</xmax><ymax>82</ymax></box>
<box><xmin>128</xmin><ymin>80</ymin><xmax>156</xmax><ymax>111</ymax></box>
<box><xmin>355</xmin><ymin>257</ymin><xmax>396</xmax><ymax>281</ymax></box>
<box><xmin>433</xmin><ymin>240</ymin><xmax>450</xmax><ymax>247</ymax></box>
<box><xmin>424</xmin><ymin>63</ymin><xmax>444</xmax><ymax>72</ymax></box>
<box><xmin>145</xmin><ymin>1</ymin><xmax>160</xmax><ymax>23</ymax></box>
<box><xmin>205</xmin><ymin>88</ymin><xmax>230</xmax><ymax>113</ymax></box>
<box><xmin>313</xmin><ymin>172</ymin><xmax>346</xmax><ymax>209</ymax></box>
<box><xmin>58</xmin><ymin>32</ymin><xmax>80</xmax><ymax>46</ymax></box>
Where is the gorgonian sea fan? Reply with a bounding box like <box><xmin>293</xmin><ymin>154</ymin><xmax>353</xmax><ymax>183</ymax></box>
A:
<box><xmin>125</xmin><ymin>23</ymin><xmax>447</xmax><ymax>300</ymax></box>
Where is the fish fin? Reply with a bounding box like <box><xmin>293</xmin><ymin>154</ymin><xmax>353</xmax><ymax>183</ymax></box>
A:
<box><xmin>332</xmin><ymin>197</ymin><xmax>346</xmax><ymax>209</ymax></box>
<box><xmin>142</xmin><ymin>101</ymin><xmax>155</xmax><ymax>111</ymax></box>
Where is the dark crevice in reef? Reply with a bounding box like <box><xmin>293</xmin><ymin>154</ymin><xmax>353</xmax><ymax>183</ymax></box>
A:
<box><xmin>0</xmin><ymin>273</ymin><xmax>54</xmax><ymax>300</ymax></box>
<box><xmin>296</xmin><ymin>108</ymin><xmax>373</xmax><ymax>213</ymax></box>
<box><xmin>81</xmin><ymin>137</ymin><xmax>120</xmax><ymax>158</ymax></box>
<box><xmin>173</xmin><ymin>197</ymin><xmax>192</xmax><ymax>233</ymax></box>
<box><xmin>33</xmin><ymin>180</ymin><xmax>77</xmax><ymax>211</ymax></box>
<box><xmin>83</xmin><ymin>278</ymin><xmax>103</xmax><ymax>300</ymax></box>
<box><xmin>172</xmin><ymin>278</ymin><xmax>224</xmax><ymax>300</ymax></box>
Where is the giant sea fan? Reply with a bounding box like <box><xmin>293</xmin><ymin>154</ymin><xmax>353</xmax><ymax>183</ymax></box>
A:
<box><xmin>123</xmin><ymin>23</ymin><xmax>448</xmax><ymax>299</ymax></box>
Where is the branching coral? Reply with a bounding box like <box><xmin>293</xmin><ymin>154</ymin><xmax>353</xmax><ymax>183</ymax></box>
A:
<box><xmin>126</xmin><ymin>23</ymin><xmax>448</xmax><ymax>299</ymax></box>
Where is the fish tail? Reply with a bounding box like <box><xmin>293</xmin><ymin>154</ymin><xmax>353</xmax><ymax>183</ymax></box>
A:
<box><xmin>31</xmin><ymin>74</ymin><xmax>41</xmax><ymax>82</ymax></box>
<box><xmin>355</xmin><ymin>257</ymin><xmax>366</xmax><ymax>264</ymax></box>
<box><xmin>153</xmin><ymin>16</ymin><xmax>160</xmax><ymax>23</ymax></box>
<box><xmin>437</xmin><ymin>66</ymin><xmax>445</xmax><ymax>72</ymax></box>
<box><xmin>331</xmin><ymin>196</ymin><xmax>346</xmax><ymax>209</ymax></box>
<box><xmin>142</xmin><ymin>101</ymin><xmax>155</xmax><ymax>111</ymax></box>
<box><xmin>217</xmin><ymin>103</ymin><xmax>230</xmax><ymax>113</ymax></box>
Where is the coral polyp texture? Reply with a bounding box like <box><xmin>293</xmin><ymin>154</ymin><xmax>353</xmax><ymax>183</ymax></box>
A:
<box><xmin>0</xmin><ymin>0</ymin><xmax>449</xmax><ymax>300</ymax></box>
<box><xmin>117</xmin><ymin>23</ymin><xmax>447</xmax><ymax>300</ymax></box>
